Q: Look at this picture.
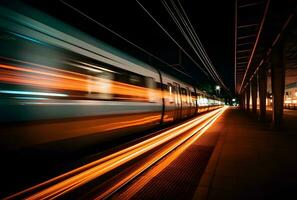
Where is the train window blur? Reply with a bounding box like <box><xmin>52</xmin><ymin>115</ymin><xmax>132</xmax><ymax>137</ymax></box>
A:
<box><xmin>129</xmin><ymin>74</ymin><xmax>145</xmax><ymax>87</ymax></box>
<box><xmin>191</xmin><ymin>92</ymin><xmax>196</xmax><ymax>105</ymax></box>
<box><xmin>146</xmin><ymin>77</ymin><xmax>156</xmax><ymax>103</ymax></box>
<box><xmin>156</xmin><ymin>82</ymin><xmax>164</xmax><ymax>91</ymax></box>
<box><xmin>173</xmin><ymin>84</ymin><xmax>177</xmax><ymax>104</ymax></box>
<box><xmin>197</xmin><ymin>93</ymin><xmax>204</xmax><ymax>106</ymax></box>
<box><xmin>173</xmin><ymin>83</ymin><xmax>181</xmax><ymax>105</ymax></box>
<box><xmin>161</xmin><ymin>83</ymin><xmax>167</xmax><ymax>90</ymax></box>
<box><xmin>186</xmin><ymin>88</ymin><xmax>191</xmax><ymax>104</ymax></box>
<box><xmin>87</xmin><ymin>71</ymin><xmax>114</xmax><ymax>100</ymax></box>
<box><xmin>0</xmin><ymin>30</ymin><xmax>159</xmax><ymax>103</ymax></box>
<box><xmin>145</xmin><ymin>77</ymin><xmax>156</xmax><ymax>88</ymax></box>
<box><xmin>167</xmin><ymin>83</ymin><xmax>174</xmax><ymax>104</ymax></box>
<box><xmin>181</xmin><ymin>87</ymin><xmax>187</xmax><ymax>104</ymax></box>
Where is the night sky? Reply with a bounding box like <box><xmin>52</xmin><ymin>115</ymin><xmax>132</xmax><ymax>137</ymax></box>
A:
<box><xmin>22</xmin><ymin>0</ymin><xmax>235</xmax><ymax>95</ymax></box>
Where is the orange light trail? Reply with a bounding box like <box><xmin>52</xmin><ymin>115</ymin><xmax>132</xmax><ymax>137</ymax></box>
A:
<box><xmin>112</xmin><ymin>106</ymin><xmax>227</xmax><ymax>199</ymax></box>
<box><xmin>0</xmin><ymin>63</ymin><xmax>163</xmax><ymax>101</ymax></box>
<box><xmin>5</xmin><ymin>107</ymin><xmax>227</xmax><ymax>200</ymax></box>
<box><xmin>0</xmin><ymin>62</ymin><xmax>192</xmax><ymax>103</ymax></box>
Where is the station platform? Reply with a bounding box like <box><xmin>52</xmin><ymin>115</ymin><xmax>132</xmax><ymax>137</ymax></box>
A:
<box><xmin>194</xmin><ymin>107</ymin><xmax>297</xmax><ymax>199</ymax></box>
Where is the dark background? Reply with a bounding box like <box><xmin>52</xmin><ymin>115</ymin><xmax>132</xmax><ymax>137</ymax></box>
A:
<box><xmin>18</xmin><ymin>0</ymin><xmax>235</xmax><ymax>96</ymax></box>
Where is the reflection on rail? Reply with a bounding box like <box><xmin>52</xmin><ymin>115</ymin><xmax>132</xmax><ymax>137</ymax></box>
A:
<box><xmin>6</xmin><ymin>106</ymin><xmax>227</xmax><ymax>199</ymax></box>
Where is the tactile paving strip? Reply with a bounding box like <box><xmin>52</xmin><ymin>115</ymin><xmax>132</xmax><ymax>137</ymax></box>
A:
<box><xmin>115</xmin><ymin>144</ymin><xmax>214</xmax><ymax>200</ymax></box>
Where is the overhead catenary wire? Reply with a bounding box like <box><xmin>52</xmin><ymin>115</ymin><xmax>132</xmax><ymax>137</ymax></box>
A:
<box><xmin>162</xmin><ymin>1</ymin><xmax>212</xmax><ymax>75</ymax></box>
<box><xmin>162</xmin><ymin>0</ymin><xmax>229</xmax><ymax>92</ymax></box>
<box><xmin>59</xmin><ymin>0</ymin><xmax>192</xmax><ymax>78</ymax></box>
<box><xmin>173</xmin><ymin>0</ymin><xmax>229</xmax><ymax>91</ymax></box>
<box><xmin>162</xmin><ymin>0</ymin><xmax>228</xmax><ymax>91</ymax></box>
<box><xmin>162</xmin><ymin>0</ymin><xmax>219</xmax><ymax>83</ymax></box>
<box><xmin>170</xmin><ymin>0</ymin><xmax>215</xmax><ymax>74</ymax></box>
<box><xmin>135</xmin><ymin>0</ymin><xmax>208</xmax><ymax>76</ymax></box>
<box><xmin>175</xmin><ymin>0</ymin><xmax>228</xmax><ymax>91</ymax></box>
<box><xmin>61</xmin><ymin>0</ymin><xmax>230</xmax><ymax>94</ymax></box>
<box><xmin>164</xmin><ymin>0</ymin><xmax>229</xmax><ymax>94</ymax></box>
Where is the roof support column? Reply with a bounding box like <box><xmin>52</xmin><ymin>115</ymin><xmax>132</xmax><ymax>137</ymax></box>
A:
<box><xmin>240</xmin><ymin>93</ymin><xmax>245</xmax><ymax>110</ymax></box>
<box><xmin>246</xmin><ymin>84</ymin><xmax>250</xmax><ymax>111</ymax></box>
<box><xmin>258</xmin><ymin>65</ymin><xmax>267</xmax><ymax>121</ymax></box>
<box><xmin>271</xmin><ymin>41</ymin><xmax>285</xmax><ymax>125</ymax></box>
<box><xmin>251</xmin><ymin>76</ymin><xmax>258</xmax><ymax>114</ymax></box>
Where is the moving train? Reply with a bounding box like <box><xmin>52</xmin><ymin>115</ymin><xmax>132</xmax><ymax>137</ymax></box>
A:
<box><xmin>0</xmin><ymin>4</ymin><xmax>224</xmax><ymax>150</ymax></box>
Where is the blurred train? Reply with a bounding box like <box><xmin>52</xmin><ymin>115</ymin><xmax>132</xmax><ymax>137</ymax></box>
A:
<box><xmin>0</xmin><ymin>4</ymin><xmax>224</xmax><ymax>150</ymax></box>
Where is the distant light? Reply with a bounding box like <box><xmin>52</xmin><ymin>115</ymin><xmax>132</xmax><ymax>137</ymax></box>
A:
<box><xmin>232</xmin><ymin>98</ymin><xmax>236</xmax><ymax>102</ymax></box>
<box><xmin>0</xmin><ymin>90</ymin><xmax>68</xmax><ymax>97</ymax></box>
<box><xmin>215</xmin><ymin>86</ymin><xmax>220</xmax><ymax>90</ymax></box>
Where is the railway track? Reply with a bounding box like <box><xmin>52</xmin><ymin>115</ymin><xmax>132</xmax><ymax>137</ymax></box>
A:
<box><xmin>5</xmin><ymin>107</ymin><xmax>227</xmax><ymax>200</ymax></box>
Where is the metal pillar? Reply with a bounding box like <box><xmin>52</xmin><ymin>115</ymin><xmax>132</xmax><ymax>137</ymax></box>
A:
<box><xmin>271</xmin><ymin>42</ymin><xmax>285</xmax><ymax>125</ymax></box>
<box><xmin>246</xmin><ymin>85</ymin><xmax>250</xmax><ymax>111</ymax></box>
<box><xmin>242</xmin><ymin>93</ymin><xmax>245</xmax><ymax>110</ymax></box>
<box><xmin>258</xmin><ymin>65</ymin><xmax>267</xmax><ymax>121</ymax></box>
<box><xmin>251</xmin><ymin>77</ymin><xmax>257</xmax><ymax>114</ymax></box>
<box><xmin>240</xmin><ymin>93</ymin><xmax>245</xmax><ymax>110</ymax></box>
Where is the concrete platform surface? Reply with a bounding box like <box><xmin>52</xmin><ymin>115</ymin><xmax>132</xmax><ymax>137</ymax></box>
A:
<box><xmin>194</xmin><ymin>107</ymin><xmax>297</xmax><ymax>200</ymax></box>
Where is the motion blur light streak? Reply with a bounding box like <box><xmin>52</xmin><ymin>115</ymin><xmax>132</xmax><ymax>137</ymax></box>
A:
<box><xmin>8</xmin><ymin>31</ymin><xmax>46</xmax><ymax>46</ymax></box>
<box><xmin>77</xmin><ymin>61</ymin><xmax>116</xmax><ymax>73</ymax></box>
<box><xmin>95</xmin><ymin>115</ymin><xmax>161</xmax><ymax>131</ymax></box>
<box><xmin>0</xmin><ymin>90</ymin><xmax>68</xmax><ymax>97</ymax></box>
<box><xmin>0</xmin><ymin>3</ymin><xmax>223</xmax><ymax>149</ymax></box>
<box><xmin>97</xmin><ymin>106</ymin><xmax>227</xmax><ymax>199</ymax></box>
<box><xmin>1</xmin><ymin>4</ymin><xmax>224</xmax><ymax>198</ymax></box>
<box><xmin>14</xmin><ymin>97</ymin><xmax>48</xmax><ymax>100</ymax></box>
<box><xmin>5</xmin><ymin>107</ymin><xmax>226</xmax><ymax>199</ymax></box>
<box><xmin>0</xmin><ymin>63</ymin><xmax>161</xmax><ymax>101</ymax></box>
<box><xmin>1</xmin><ymin>112</ymin><xmax>162</xmax><ymax>146</ymax></box>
